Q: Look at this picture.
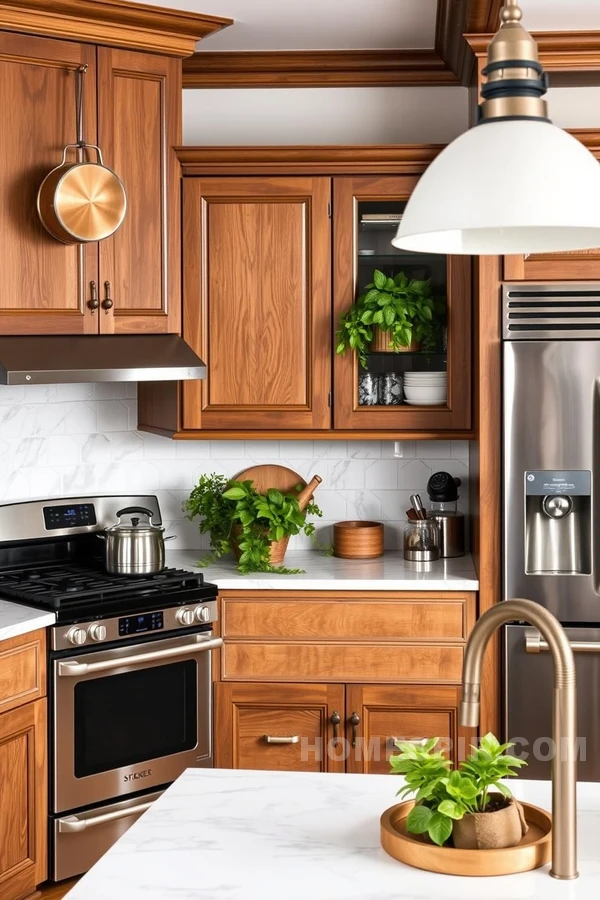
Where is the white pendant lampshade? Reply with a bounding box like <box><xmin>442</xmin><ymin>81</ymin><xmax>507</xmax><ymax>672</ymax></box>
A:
<box><xmin>392</xmin><ymin>1</ymin><xmax>600</xmax><ymax>256</ymax></box>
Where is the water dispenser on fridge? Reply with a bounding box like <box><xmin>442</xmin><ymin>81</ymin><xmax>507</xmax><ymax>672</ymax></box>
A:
<box><xmin>524</xmin><ymin>470</ymin><xmax>591</xmax><ymax>576</ymax></box>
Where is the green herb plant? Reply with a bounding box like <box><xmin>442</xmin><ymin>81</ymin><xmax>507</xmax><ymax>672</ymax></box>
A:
<box><xmin>390</xmin><ymin>733</ymin><xmax>527</xmax><ymax>847</ymax></box>
<box><xmin>185</xmin><ymin>473</ymin><xmax>325</xmax><ymax>575</ymax></box>
<box><xmin>336</xmin><ymin>269</ymin><xmax>447</xmax><ymax>368</ymax></box>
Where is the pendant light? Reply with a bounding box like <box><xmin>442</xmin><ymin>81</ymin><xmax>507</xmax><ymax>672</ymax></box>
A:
<box><xmin>392</xmin><ymin>0</ymin><xmax>600</xmax><ymax>255</ymax></box>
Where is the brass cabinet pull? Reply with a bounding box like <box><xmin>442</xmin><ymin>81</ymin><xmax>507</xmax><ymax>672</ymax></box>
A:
<box><xmin>350</xmin><ymin>711</ymin><xmax>360</xmax><ymax>748</ymax></box>
<box><xmin>387</xmin><ymin>737</ymin><xmax>429</xmax><ymax>751</ymax></box>
<box><xmin>330</xmin><ymin>710</ymin><xmax>341</xmax><ymax>746</ymax></box>
<box><xmin>263</xmin><ymin>734</ymin><xmax>300</xmax><ymax>745</ymax></box>
<box><xmin>102</xmin><ymin>280</ymin><xmax>114</xmax><ymax>312</ymax></box>
<box><xmin>89</xmin><ymin>280</ymin><xmax>99</xmax><ymax>311</ymax></box>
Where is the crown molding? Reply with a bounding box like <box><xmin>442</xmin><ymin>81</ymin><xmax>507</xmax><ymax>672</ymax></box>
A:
<box><xmin>0</xmin><ymin>0</ymin><xmax>232</xmax><ymax>57</ymax></box>
<box><xmin>182</xmin><ymin>49</ymin><xmax>458</xmax><ymax>88</ymax></box>
<box><xmin>466</xmin><ymin>31</ymin><xmax>600</xmax><ymax>86</ymax></box>
<box><xmin>568</xmin><ymin>129</ymin><xmax>600</xmax><ymax>156</ymax></box>
<box><xmin>175</xmin><ymin>145</ymin><xmax>444</xmax><ymax>176</ymax></box>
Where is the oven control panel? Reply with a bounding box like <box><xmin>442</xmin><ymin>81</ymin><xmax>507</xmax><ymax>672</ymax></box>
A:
<box><xmin>119</xmin><ymin>611</ymin><xmax>164</xmax><ymax>637</ymax></box>
<box><xmin>43</xmin><ymin>503</ymin><xmax>96</xmax><ymax>531</ymax></box>
<box><xmin>51</xmin><ymin>600</ymin><xmax>218</xmax><ymax>651</ymax></box>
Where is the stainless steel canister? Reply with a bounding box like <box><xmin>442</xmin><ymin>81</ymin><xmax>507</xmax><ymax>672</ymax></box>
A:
<box><xmin>403</xmin><ymin>518</ymin><xmax>440</xmax><ymax>562</ymax></box>
<box><xmin>429</xmin><ymin>512</ymin><xmax>465</xmax><ymax>558</ymax></box>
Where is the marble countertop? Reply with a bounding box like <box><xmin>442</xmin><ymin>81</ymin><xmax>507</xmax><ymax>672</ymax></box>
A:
<box><xmin>166</xmin><ymin>549</ymin><xmax>479</xmax><ymax>591</ymax></box>
<box><xmin>66</xmin><ymin>768</ymin><xmax>600</xmax><ymax>900</ymax></box>
<box><xmin>0</xmin><ymin>599</ymin><xmax>55</xmax><ymax>642</ymax></box>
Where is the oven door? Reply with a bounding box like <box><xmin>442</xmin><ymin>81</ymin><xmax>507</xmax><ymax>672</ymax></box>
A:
<box><xmin>52</xmin><ymin>631</ymin><xmax>222</xmax><ymax>813</ymax></box>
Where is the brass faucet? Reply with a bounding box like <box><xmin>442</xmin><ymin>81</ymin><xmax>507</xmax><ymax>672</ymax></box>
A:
<box><xmin>459</xmin><ymin>598</ymin><xmax>578</xmax><ymax>879</ymax></box>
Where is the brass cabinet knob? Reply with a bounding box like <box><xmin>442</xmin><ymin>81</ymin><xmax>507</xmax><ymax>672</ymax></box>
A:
<box><xmin>88</xmin><ymin>281</ymin><xmax>99</xmax><ymax>311</ymax></box>
<box><xmin>102</xmin><ymin>280</ymin><xmax>114</xmax><ymax>311</ymax></box>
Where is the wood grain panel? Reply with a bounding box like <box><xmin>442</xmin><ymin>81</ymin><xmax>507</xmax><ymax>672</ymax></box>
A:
<box><xmin>214</xmin><ymin>682</ymin><xmax>345</xmax><ymax>772</ymax></box>
<box><xmin>332</xmin><ymin>175</ymin><xmax>472</xmax><ymax>431</ymax></box>
<box><xmin>436</xmin><ymin>0</ymin><xmax>502</xmax><ymax>84</ymax></box>
<box><xmin>0</xmin><ymin>32</ymin><xmax>97</xmax><ymax>335</ymax></box>
<box><xmin>98</xmin><ymin>48</ymin><xmax>181</xmax><ymax>334</ymax></box>
<box><xmin>182</xmin><ymin>49</ymin><xmax>457</xmax><ymax>88</ymax></box>
<box><xmin>222</xmin><ymin>596</ymin><xmax>472</xmax><ymax>642</ymax></box>
<box><xmin>0</xmin><ymin>0</ymin><xmax>231</xmax><ymax>57</ymax></box>
<box><xmin>222</xmin><ymin>642</ymin><xmax>464</xmax><ymax>685</ymax></box>
<box><xmin>504</xmin><ymin>250</ymin><xmax>600</xmax><ymax>281</ymax></box>
<box><xmin>181</xmin><ymin>176</ymin><xmax>331</xmax><ymax>431</ymax></box>
<box><xmin>0</xmin><ymin>699</ymin><xmax>47</xmax><ymax>896</ymax></box>
<box><xmin>0</xmin><ymin>630</ymin><xmax>46</xmax><ymax>715</ymax></box>
<box><xmin>345</xmin><ymin>684</ymin><xmax>474</xmax><ymax>774</ymax></box>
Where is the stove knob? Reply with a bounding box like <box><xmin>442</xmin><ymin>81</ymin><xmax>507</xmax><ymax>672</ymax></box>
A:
<box><xmin>195</xmin><ymin>606</ymin><xmax>211</xmax><ymax>623</ymax></box>
<box><xmin>176</xmin><ymin>607</ymin><xmax>195</xmax><ymax>627</ymax></box>
<box><xmin>88</xmin><ymin>622</ymin><xmax>107</xmax><ymax>642</ymax></box>
<box><xmin>67</xmin><ymin>627</ymin><xmax>87</xmax><ymax>646</ymax></box>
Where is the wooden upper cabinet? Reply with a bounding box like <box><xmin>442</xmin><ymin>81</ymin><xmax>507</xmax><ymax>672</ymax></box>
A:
<box><xmin>98</xmin><ymin>48</ymin><xmax>181</xmax><ymax>334</ymax></box>
<box><xmin>333</xmin><ymin>175</ymin><xmax>472</xmax><ymax>432</ymax></box>
<box><xmin>181</xmin><ymin>176</ymin><xmax>332</xmax><ymax>431</ymax></box>
<box><xmin>0</xmin><ymin>32</ymin><xmax>98</xmax><ymax>335</ymax></box>
<box><xmin>504</xmin><ymin>250</ymin><xmax>600</xmax><ymax>281</ymax></box>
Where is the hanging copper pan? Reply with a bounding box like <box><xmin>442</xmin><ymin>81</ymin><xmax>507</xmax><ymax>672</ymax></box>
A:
<box><xmin>37</xmin><ymin>66</ymin><xmax>126</xmax><ymax>245</ymax></box>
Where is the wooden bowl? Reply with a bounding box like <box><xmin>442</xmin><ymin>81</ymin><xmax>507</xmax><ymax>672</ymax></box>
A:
<box><xmin>380</xmin><ymin>800</ymin><xmax>552</xmax><ymax>876</ymax></box>
<box><xmin>333</xmin><ymin>521</ymin><xmax>384</xmax><ymax>558</ymax></box>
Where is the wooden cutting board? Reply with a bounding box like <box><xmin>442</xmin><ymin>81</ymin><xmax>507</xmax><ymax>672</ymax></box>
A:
<box><xmin>234</xmin><ymin>465</ymin><xmax>306</xmax><ymax>495</ymax></box>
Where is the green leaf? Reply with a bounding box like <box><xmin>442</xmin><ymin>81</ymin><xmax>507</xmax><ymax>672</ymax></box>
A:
<box><xmin>406</xmin><ymin>805</ymin><xmax>433</xmax><ymax>835</ymax></box>
<box><xmin>360</xmin><ymin>310</ymin><xmax>374</xmax><ymax>325</ymax></box>
<box><xmin>437</xmin><ymin>800</ymin><xmax>465</xmax><ymax>820</ymax></box>
<box><xmin>428</xmin><ymin>812</ymin><xmax>453</xmax><ymax>847</ymax></box>
<box><xmin>336</xmin><ymin>343</ymin><xmax>345</xmax><ymax>354</ymax></box>
<box><xmin>373</xmin><ymin>269</ymin><xmax>386</xmax><ymax>290</ymax></box>
<box><xmin>480</xmin><ymin>733</ymin><xmax>501</xmax><ymax>756</ymax></box>
<box><xmin>385</xmin><ymin>277</ymin><xmax>396</xmax><ymax>291</ymax></box>
<box><xmin>266</xmin><ymin>488</ymin><xmax>284</xmax><ymax>506</ymax></box>
<box><xmin>372</xmin><ymin>310</ymin><xmax>384</xmax><ymax>325</ymax></box>
<box><xmin>222</xmin><ymin>486</ymin><xmax>246</xmax><ymax>500</ymax></box>
<box><xmin>363</xmin><ymin>288</ymin><xmax>381</xmax><ymax>304</ymax></box>
<box><xmin>383</xmin><ymin>306</ymin><xmax>395</xmax><ymax>327</ymax></box>
<box><xmin>491</xmin><ymin>782</ymin><xmax>513</xmax><ymax>798</ymax></box>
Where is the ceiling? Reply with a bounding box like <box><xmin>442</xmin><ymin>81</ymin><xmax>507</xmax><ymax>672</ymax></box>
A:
<box><xmin>142</xmin><ymin>0</ymin><xmax>437</xmax><ymax>50</ymax></box>
<box><xmin>142</xmin><ymin>0</ymin><xmax>600</xmax><ymax>51</ymax></box>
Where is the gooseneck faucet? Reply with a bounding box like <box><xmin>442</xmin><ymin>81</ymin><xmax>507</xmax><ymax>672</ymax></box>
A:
<box><xmin>459</xmin><ymin>598</ymin><xmax>578</xmax><ymax>880</ymax></box>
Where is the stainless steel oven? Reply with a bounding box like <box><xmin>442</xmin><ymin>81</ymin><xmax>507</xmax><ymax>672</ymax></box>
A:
<box><xmin>52</xmin><ymin>629</ymin><xmax>221</xmax><ymax>814</ymax></box>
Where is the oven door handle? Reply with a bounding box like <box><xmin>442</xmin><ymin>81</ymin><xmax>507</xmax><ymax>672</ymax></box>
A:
<box><xmin>58</xmin><ymin>800</ymin><xmax>154</xmax><ymax>833</ymax></box>
<box><xmin>525</xmin><ymin>630</ymin><xmax>600</xmax><ymax>654</ymax></box>
<box><xmin>57</xmin><ymin>635</ymin><xmax>223</xmax><ymax>676</ymax></box>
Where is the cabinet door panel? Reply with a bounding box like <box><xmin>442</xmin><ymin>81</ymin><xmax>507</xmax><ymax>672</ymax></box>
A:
<box><xmin>98</xmin><ymin>48</ymin><xmax>181</xmax><ymax>333</ymax></box>
<box><xmin>0</xmin><ymin>33</ymin><xmax>97</xmax><ymax>334</ymax></box>
<box><xmin>215</xmin><ymin>682</ymin><xmax>344</xmax><ymax>772</ymax></box>
<box><xmin>182</xmin><ymin>177</ymin><xmax>331</xmax><ymax>430</ymax></box>
<box><xmin>345</xmin><ymin>684</ymin><xmax>472</xmax><ymax>774</ymax></box>
<box><xmin>333</xmin><ymin>176</ymin><xmax>471</xmax><ymax>432</ymax></box>
<box><xmin>0</xmin><ymin>699</ymin><xmax>47</xmax><ymax>896</ymax></box>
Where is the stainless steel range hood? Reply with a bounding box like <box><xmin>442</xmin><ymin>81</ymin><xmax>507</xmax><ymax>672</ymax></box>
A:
<box><xmin>0</xmin><ymin>335</ymin><xmax>207</xmax><ymax>385</ymax></box>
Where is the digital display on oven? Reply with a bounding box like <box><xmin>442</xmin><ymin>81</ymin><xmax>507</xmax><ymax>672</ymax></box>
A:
<box><xmin>43</xmin><ymin>503</ymin><xmax>97</xmax><ymax>530</ymax></box>
<box><xmin>118</xmin><ymin>611</ymin><xmax>164</xmax><ymax>636</ymax></box>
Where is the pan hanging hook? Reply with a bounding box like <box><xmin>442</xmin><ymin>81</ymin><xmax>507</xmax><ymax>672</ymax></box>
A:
<box><xmin>75</xmin><ymin>65</ymin><xmax>88</xmax><ymax>150</ymax></box>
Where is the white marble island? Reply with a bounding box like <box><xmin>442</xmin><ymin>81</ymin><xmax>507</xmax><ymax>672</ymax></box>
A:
<box><xmin>66</xmin><ymin>769</ymin><xmax>600</xmax><ymax>900</ymax></box>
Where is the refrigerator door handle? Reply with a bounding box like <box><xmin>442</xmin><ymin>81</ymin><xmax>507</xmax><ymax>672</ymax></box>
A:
<box><xmin>526</xmin><ymin>628</ymin><xmax>600</xmax><ymax>654</ymax></box>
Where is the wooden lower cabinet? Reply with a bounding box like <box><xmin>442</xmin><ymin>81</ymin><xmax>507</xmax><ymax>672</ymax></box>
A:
<box><xmin>0</xmin><ymin>699</ymin><xmax>47</xmax><ymax>900</ymax></box>
<box><xmin>215</xmin><ymin>683</ymin><xmax>344</xmax><ymax>772</ymax></box>
<box><xmin>215</xmin><ymin>682</ymin><xmax>470</xmax><ymax>776</ymax></box>
<box><xmin>345</xmin><ymin>684</ymin><xmax>471</xmax><ymax>774</ymax></box>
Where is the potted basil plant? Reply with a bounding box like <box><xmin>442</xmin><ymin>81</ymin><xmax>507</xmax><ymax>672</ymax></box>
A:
<box><xmin>390</xmin><ymin>733</ymin><xmax>528</xmax><ymax>849</ymax></box>
<box><xmin>336</xmin><ymin>269</ymin><xmax>447</xmax><ymax>368</ymax></box>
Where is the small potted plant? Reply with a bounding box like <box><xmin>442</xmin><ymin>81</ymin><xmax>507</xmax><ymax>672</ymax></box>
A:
<box><xmin>336</xmin><ymin>269</ymin><xmax>447</xmax><ymax>368</ymax></box>
<box><xmin>390</xmin><ymin>733</ymin><xmax>528</xmax><ymax>849</ymax></box>
<box><xmin>186</xmin><ymin>473</ymin><xmax>324</xmax><ymax>575</ymax></box>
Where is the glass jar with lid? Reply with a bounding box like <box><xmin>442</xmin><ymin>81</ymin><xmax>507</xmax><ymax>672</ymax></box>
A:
<box><xmin>403</xmin><ymin>518</ymin><xmax>440</xmax><ymax>562</ymax></box>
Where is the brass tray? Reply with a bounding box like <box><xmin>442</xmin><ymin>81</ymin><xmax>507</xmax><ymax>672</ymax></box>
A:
<box><xmin>380</xmin><ymin>800</ymin><xmax>552</xmax><ymax>876</ymax></box>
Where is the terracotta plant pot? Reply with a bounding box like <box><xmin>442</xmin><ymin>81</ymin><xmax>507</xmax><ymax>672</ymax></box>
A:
<box><xmin>231</xmin><ymin>525</ymin><xmax>291</xmax><ymax>565</ymax></box>
<box><xmin>371</xmin><ymin>326</ymin><xmax>420</xmax><ymax>354</ymax></box>
<box><xmin>452</xmin><ymin>796</ymin><xmax>529</xmax><ymax>850</ymax></box>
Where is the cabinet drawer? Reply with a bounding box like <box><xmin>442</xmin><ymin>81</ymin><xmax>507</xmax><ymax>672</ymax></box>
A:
<box><xmin>0</xmin><ymin>630</ymin><xmax>46</xmax><ymax>714</ymax></box>
<box><xmin>214</xmin><ymin>682</ymin><xmax>344</xmax><ymax>772</ymax></box>
<box><xmin>222</xmin><ymin>595</ymin><xmax>471</xmax><ymax>642</ymax></box>
<box><xmin>222</xmin><ymin>641</ymin><xmax>463</xmax><ymax>684</ymax></box>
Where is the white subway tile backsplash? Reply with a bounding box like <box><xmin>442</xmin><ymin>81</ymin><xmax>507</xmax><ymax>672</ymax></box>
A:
<box><xmin>0</xmin><ymin>384</ymin><xmax>469</xmax><ymax>551</ymax></box>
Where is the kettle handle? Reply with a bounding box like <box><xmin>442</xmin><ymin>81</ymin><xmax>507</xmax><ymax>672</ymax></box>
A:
<box><xmin>116</xmin><ymin>506</ymin><xmax>154</xmax><ymax>520</ymax></box>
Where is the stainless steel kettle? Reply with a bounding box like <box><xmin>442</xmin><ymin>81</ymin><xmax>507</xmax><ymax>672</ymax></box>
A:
<box><xmin>99</xmin><ymin>506</ymin><xmax>175</xmax><ymax>575</ymax></box>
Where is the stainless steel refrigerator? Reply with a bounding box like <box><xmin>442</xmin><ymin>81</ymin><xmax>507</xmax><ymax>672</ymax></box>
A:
<box><xmin>503</xmin><ymin>282</ymin><xmax>600</xmax><ymax>780</ymax></box>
